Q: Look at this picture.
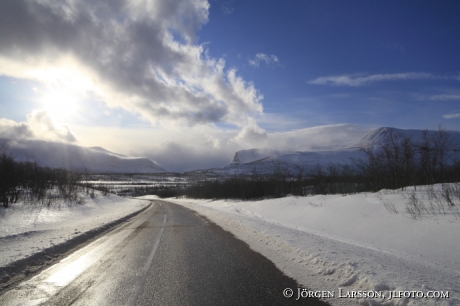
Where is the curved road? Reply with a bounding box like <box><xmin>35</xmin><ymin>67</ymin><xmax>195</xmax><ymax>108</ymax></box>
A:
<box><xmin>0</xmin><ymin>200</ymin><xmax>329</xmax><ymax>305</ymax></box>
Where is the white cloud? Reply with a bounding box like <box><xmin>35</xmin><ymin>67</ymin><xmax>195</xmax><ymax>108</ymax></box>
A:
<box><xmin>427</xmin><ymin>94</ymin><xmax>460</xmax><ymax>101</ymax></box>
<box><xmin>254</xmin><ymin>113</ymin><xmax>305</xmax><ymax>131</ymax></box>
<box><xmin>266</xmin><ymin>124</ymin><xmax>367</xmax><ymax>151</ymax></box>
<box><xmin>27</xmin><ymin>110</ymin><xmax>77</xmax><ymax>143</ymax></box>
<box><xmin>71</xmin><ymin>122</ymin><xmax>369</xmax><ymax>171</ymax></box>
<box><xmin>0</xmin><ymin>111</ymin><xmax>77</xmax><ymax>143</ymax></box>
<box><xmin>0</xmin><ymin>0</ymin><xmax>262</xmax><ymax>127</ymax></box>
<box><xmin>73</xmin><ymin>124</ymin><xmax>242</xmax><ymax>172</ymax></box>
<box><xmin>443</xmin><ymin>112</ymin><xmax>460</xmax><ymax>119</ymax></box>
<box><xmin>233</xmin><ymin>119</ymin><xmax>268</xmax><ymax>147</ymax></box>
<box><xmin>308</xmin><ymin>72</ymin><xmax>434</xmax><ymax>86</ymax></box>
<box><xmin>249</xmin><ymin>53</ymin><xmax>279</xmax><ymax>67</ymax></box>
<box><xmin>221</xmin><ymin>0</ymin><xmax>235</xmax><ymax>15</ymax></box>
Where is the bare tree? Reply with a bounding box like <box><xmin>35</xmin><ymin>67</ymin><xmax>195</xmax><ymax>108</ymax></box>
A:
<box><xmin>418</xmin><ymin>126</ymin><xmax>454</xmax><ymax>184</ymax></box>
<box><xmin>0</xmin><ymin>142</ymin><xmax>22</xmax><ymax>207</ymax></box>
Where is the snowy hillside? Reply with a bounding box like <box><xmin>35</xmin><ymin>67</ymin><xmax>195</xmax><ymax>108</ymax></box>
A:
<box><xmin>346</xmin><ymin>127</ymin><xmax>460</xmax><ymax>150</ymax></box>
<box><xmin>231</xmin><ymin>148</ymin><xmax>283</xmax><ymax>164</ymax></box>
<box><xmin>209</xmin><ymin>127</ymin><xmax>460</xmax><ymax>176</ymax></box>
<box><xmin>3</xmin><ymin>139</ymin><xmax>167</xmax><ymax>173</ymax></box>
<box><xmin>218</xmin><ymin>149</ymin><xmax>364</xmax><ymax>176</ymax></box>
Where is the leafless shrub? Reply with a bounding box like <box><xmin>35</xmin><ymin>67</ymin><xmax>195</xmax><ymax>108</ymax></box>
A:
<box><xmin>441</xmin><ymin>184</ymin><xmax>455</xmax><ymax>207</ymax></box>
<box><xmin>427</xmin><ymin>200</ymin><xmax>437</xmax><ymax>216</ymax></box>
<box><xmin>75</xmin><ymin>196</ymin><xmax>86</xmax><ymax>205</ymax></box>
<box><xmin>309</xmin><ymin>201</ymin><xmax>322</xmax><ymax>207</ymax></box>
<box><xmin>451</xmin><ymin>183</ymin><xmax>460</xmax><ymax>202</ymax></box>
<box><xmin>406</xmin><ymin>193</ymin><xmax>427</xmax><ymax>219</ymax></box>
<box><xmin>383</xmin><ymin>199</ymin><xmax>397</xmax><ymax>214</ymax></box>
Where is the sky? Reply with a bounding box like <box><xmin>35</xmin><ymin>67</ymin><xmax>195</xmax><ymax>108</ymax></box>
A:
<box><xmin>0</xmin><ymin>0</ymin><xmax>460</xmax><ymax>172</ymax></box>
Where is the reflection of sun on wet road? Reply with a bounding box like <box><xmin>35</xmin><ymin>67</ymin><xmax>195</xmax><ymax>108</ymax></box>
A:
<box><xmin>0</xmin><ymin>201</ymin><xmax>329</xmax><ymax>306</ymax></box>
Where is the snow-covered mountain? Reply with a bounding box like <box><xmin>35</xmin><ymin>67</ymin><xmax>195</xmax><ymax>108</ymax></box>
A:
<box><xmin>345</xmin><ymin>127</ymin><xmax>456</xmax><ymax>149</ymax></box>
<box><xmin>3</xmin><ymin>139</ymin><xmax>167</xmax><ymax>173</ymax></box>
<box><xmin>231</xmin><ymin>148</ymin><xmax>284</xmax><ymax>164</ymax></box>
<box><xmin>206</xmin><ymin>127</ymin><xmax>460</xmax><ymax>176</ymax></box>
<box><xmin>216</xmin><ymin>149</ymin><xmax>364</xmax><ymax>176</ymax></box>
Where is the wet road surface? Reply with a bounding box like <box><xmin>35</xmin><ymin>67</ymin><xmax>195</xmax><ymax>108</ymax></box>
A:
<box><xmin>0</xmin><ymin>200</ymin><xmax>329</xmax><ymax>305</ymax></box>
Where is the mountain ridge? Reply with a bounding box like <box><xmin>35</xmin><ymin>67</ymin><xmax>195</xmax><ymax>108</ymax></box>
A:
<box><xmin>204</xmin><ymin>127</ymin><xmax>460</xmax><ymax>176</ymax></box>
<box><xmin>2</xmin><ymin>139</ymin><xmax>167</xmax><ymax>173</ymax></box>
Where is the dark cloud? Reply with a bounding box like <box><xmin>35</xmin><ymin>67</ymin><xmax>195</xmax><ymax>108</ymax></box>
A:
<box><xmin>0</xmin><ymin>111</ymin><xmax>77</xmax><ymax>143</ymax></box>
<box><xmin>0</xmin><ymin>119</ymin><xmax>34</xmax><ymax>139</ymax></box>
<box><xmin>0</xmin><ymin>0</ymin><xmax>262</xmax><ymax>127</ymax></box>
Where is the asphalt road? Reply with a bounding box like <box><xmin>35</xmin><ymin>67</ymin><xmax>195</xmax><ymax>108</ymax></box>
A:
<box><xmin>0</xmin><ymin>200</ymin><xmax>329</xmax><ymax>306</ymax></box>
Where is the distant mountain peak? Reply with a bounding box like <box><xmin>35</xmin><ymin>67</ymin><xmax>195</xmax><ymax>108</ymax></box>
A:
<box><xmin>208</xmin><ymin>127</ymin><xmax>460</xmax><ymax>177</ymax></box>
<box><xmin>5</xmin><ymin>139</ymin><xmax>167</xmax><ymax>173</ymax></box>
<box><xmin>231</xmin><ymin>148</ymin><xmax>283</xmax><ymax>164</ymax></box>
<box><xmin>89</xmin><ymin>146</ymin><xmax>128</xmax><ymax>158</ymax></box>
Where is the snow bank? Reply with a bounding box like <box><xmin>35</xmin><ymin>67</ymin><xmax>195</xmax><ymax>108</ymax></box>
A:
<box><xmin>169</xmin><ymin>185</ymin><xmax>460</xmax><ymax>305</ymax></box>
<box><xmin>0</xmin><ymin>192</ymin><xmax>150</xmax><ymax>270</ymax></box>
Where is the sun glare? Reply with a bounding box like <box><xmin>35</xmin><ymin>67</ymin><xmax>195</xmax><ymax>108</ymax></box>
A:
<box><xmin>42</xmin><ymin>90</ymin><xmax>78</xmax><ymax>122</ymax></box>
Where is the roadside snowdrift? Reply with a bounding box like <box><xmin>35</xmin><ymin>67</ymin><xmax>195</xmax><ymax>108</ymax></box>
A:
<box><xmin>169</xmin><ymin>185</ymin><xmax>460</xmax><ymax>305</ymax></box>
<box><xmin>0</xmin><ymin>193</ymin><xmax>149</xmax><ymax>275</ymax></box>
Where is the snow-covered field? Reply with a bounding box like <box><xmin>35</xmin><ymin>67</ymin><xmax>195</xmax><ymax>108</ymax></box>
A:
<box><xmin>0</xmin><ymin>192</ymin><xmax>150</xmax><ymax>274</ymax></box>
<box><xmin>1</xmin><ymin>184</ymin><xmax>459</xmax><ymax>305</ymax></box>
<box><xmin>167</xmin><ymin>184</ymin><xmax>460</xmax><ymax>306</ymax></box>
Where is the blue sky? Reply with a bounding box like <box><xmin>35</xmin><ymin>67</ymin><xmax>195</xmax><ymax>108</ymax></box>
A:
<box><xmin>0</xmin><ymin>0</ymin><xmax>459</xmax><ymax>171</ymax></box>
<box><xmin>199</xmin><ymin>0</ymin><xmax>460</xmax><ymax>131</ymax></box>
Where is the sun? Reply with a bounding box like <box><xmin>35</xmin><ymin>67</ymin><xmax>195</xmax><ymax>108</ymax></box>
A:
<box><xmin>42</xmin><ymin>90</ymin><xmax>78</xmax><ymax>122</ymax></box>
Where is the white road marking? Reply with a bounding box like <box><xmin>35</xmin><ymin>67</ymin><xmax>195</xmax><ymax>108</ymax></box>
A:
<box><xmin>128</xmin><ymin>214</ymin><xmax>167</xmax><ymax>306</ymax></box>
